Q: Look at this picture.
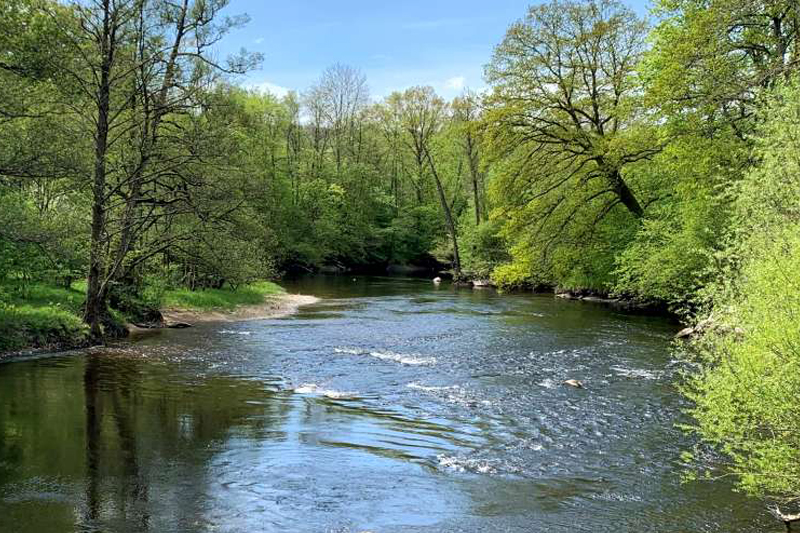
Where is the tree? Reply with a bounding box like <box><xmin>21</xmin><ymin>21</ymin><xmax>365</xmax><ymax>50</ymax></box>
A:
<box><xmin>319</xmin><ymin>64</ymin><xmax>369</xmax><ymax>174</ymax></box>
<box><xmin>0</xmin><ymin>0</ymin><xmax>89</xmax><ymax>289</ymax></box>
<box><xmin>394</xmin><ymin>87</ymin><xmax>463</xmax><ymax>278</ymax></box>
<box><xmin>684</xmin><ymin>81</ymin><xmax>800</xmax><ymax>519</ymax></box>
<box><xmin>42</xmin><ymin>0</ymin><xmax>259</xmax><ymax>337</ymax></box>
<box><xmin>484</xmin><ymin>0</ymin><xmax>660</xmax><ymax>288</ymax></box>
<box><xmin>303</xmin><ymin>64</ymin><xmax>369</xmax><ymax>177</ymax></box>
<box><xmin>452</xmin><ymin>91</ymin><xmax>486</xmax><ymax>226</ymax></box>
<box><xmin>485</xmin><ymin>0</ymin><xmax>657</xmax><ymax>220</ymax></box>
<box><xmin>646</xmin><ymin>0</ymin><xmax>800</xmax><ymax>138</ymax></box>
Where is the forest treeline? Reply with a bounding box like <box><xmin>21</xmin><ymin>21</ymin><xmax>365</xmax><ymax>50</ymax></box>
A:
<box><xmin>3</xmin><ymin>0</ymin><xmax>800</xmax><ymax>513</ymax></box>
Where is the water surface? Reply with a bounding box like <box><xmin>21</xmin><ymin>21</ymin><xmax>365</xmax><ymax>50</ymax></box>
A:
<box><xmin>0</xmin><ymin>276</ymin><xmax>775</xmax><ymax>532</ymax></box>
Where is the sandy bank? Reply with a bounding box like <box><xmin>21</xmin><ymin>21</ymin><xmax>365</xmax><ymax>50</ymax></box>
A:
<box><xmin>161</xmin><ymin>293</ymin><xmax>319</xmax><ymax>325</ymax></box>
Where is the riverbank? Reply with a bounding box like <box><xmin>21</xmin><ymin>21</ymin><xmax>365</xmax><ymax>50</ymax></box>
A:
<box><xmin>159</xmin><ymin>280</ymin><xmax>318</xmax><ymax>324</ymax></box>
<box><xmin>0</xmin><ymin>281</ymin><xmax>316</xmax><ymax>361</ymax></box>
<box><xmin>160</xmin><ymin>293</ymin><xmax>319</xmax><ymax>325</ymax></box>
<box><xmin>440</xmin><ymin>276</ymin><xmax>677</xmax><ymax>318</ymax></box>
<box><xmin>0</xmin><ymin>283</ymin><xmax>91</xmax><ymax>355</ymax></box>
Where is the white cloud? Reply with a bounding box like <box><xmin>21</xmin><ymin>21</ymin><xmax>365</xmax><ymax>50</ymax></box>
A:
<box><xmin>246</xmin><ymin>81</ymin><xmax>291</xmax><ymax>98</ymax></box>
<box><xmin>253</xmin><ymin>37</ymin><xmax>265</xmax><ymax>44</ymax></box>
<box><xmin>445</xmin><ymin>76</ymin><xmax>466</xmax><ymax>91</ymax></box>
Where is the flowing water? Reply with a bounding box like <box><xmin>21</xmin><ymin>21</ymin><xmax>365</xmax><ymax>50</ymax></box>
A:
<box><xmin>0</xmin><ymin>276</ymin><xmax>777</xmax><ymax>532</ymax></box>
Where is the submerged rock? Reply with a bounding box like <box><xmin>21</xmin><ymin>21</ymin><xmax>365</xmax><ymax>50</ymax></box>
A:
<box><xmin>675</xmin><ymin>316</ymin><xmax>745</xmax><ymax>340</ymax></box>
<box><xmin>319</xmin><ymin>264</ymin><xmax>348</xmax><ymax>274</ymax></box>
<box><xmin>387</xmin><ymin>264</ymin><xmax>433</xmax><ymax>275</ymax></box>
<box><xmin>581</xmin><ymin>295</ymin><xmax>620</xmax><ymax>304</ymax></box>
<box><xmin>166</xmin><ymin>321</ymin><xmax>192</xmax><ymax>329</ymax></box>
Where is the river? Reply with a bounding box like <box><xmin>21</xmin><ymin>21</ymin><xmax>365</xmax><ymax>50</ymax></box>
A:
<box><xmin>0</xmin><ymin>275</ymin><xmax>777</xmax><ymax>532</ymax></box>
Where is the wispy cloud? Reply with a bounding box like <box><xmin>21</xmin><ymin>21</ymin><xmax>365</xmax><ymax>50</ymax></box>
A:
<box><xmin>445</xmin><ymin>76</ymin><xmax>466</xmax><ymax>91</ymax></box>
<box><xmin>253</xmin><ymin>37</ymin><xmax>265</xmax><ymax>44</ymax></box>
<box><xmin>246</xmin><ymin>80</ymin><xmax>291</xmax><ymax>98</ymax></box>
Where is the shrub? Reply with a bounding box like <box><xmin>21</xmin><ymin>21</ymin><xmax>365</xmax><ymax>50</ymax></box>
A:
<box><xmin>684</xmin><ymin>81</ymin><xmax>800</xmax><ymax>502</ymax></box>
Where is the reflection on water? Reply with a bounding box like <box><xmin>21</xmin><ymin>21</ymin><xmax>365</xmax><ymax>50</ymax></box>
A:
<box><xmin>0</xmin><ymin>275</ymin><xmax>778</xmax><ymax>532</ymax></box>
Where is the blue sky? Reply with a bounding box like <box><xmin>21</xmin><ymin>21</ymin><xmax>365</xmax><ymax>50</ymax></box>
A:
<box><xmin>218</xmin><ymin>0</ymin><xmax>651</xmax><ymax>100</ymax></box>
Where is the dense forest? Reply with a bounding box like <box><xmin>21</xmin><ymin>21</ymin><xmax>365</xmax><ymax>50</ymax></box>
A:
<box><xmin>3</xmin><ymin>0</ymin><xmax>800</xmax><ymax>520</ymax></box>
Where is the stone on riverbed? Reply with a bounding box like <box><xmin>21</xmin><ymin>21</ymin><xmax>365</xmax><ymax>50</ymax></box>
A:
<box><xmin>563</xmin><ymin>379</ymin><xmax>584</xmax><ymax>388</ymax></box>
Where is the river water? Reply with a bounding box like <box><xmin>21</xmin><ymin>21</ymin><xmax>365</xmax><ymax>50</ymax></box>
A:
<box><xmin>0</xmin><ymin>276</ymin><xmax>776</xmax><ymax>532</ymax></box>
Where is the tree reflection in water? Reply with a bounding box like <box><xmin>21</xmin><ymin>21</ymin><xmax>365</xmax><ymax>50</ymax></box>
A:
<box><xmin>1</xmin><ymin>352</ymin><xmax>289</xmax><ymax>533</ymax></box>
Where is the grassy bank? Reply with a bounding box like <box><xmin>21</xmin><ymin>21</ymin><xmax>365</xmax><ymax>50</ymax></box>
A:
<box><xmin>0</xmin><ymin>281</ymin><xmax>286</xmax><ymax>354</ymax></box>
<box><xmin>162</xmin><ymin>281</ymin><xmax>285</xmax><ymax>311</ymax></box>
<box><xmin>0</xmin><ymin>282</ymin><xmax>89</xmax><ymax>353</ymax></box>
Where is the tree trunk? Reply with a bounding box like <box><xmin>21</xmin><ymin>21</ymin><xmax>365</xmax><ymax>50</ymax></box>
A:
<box><xmin>609</xmin><ymin>168</ymin><xmax>643</xmax><ymax>218</ymax></box>
<box><xmin>110</xmin><ymin>0</ymin><xmax>187</xmax><ymax>287</ymax></box>
<box><xmin>466</xmin><ymin>134</ymin><xmax>482</xmax><ymax>225</ymax></box>
<box><xmin>84</xmin><ymin>0</ymin><xmax>115</xmax><ymax>340</ymax></box>
<box><xmin>424</xmin><ymin>147</ymin><xmax>462</xmax><ymax>278</ymax></box>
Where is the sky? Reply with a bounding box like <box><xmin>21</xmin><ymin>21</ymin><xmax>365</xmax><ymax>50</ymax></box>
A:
<box><xmin>217</xmin><ymin>0</ymin><xmax>651</xmax><ymax>101</ymax></box>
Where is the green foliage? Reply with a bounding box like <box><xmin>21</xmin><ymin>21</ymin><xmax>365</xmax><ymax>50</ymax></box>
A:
<box><xmin>483</xmin><ymin>0</ymin><xmax>657</xmax><ymax>290</ymax></box>
<box><xmin>685</xmin><ymin>81</ymin><xmax>800</xmax><ymax>500</ymax></box>
<box><xmin>548</xmin><ymin>211</ymin><xmax>635</xmax><ymax>292</ymax></box>
<box><xmin>0</xmin><ymin>189</ymin><xmax>88</xmax><ymax>285</ymax></box>
<box><xmin>107</xmin><ymin>282</ymin><xmax>163</xmax><ymax>324</ymax></box>
<box><xmin>380</xmin><ymin>205</ymin><xmax>442</xmax><ymax>265</ymax></box>
<box><xmin>489</xmin><ymin>175</ymin><xmax>639</xmax><ymax>291</ymax></box>
<box><xmin>685</xmin><ymin>225</ymin><xmax>800</xmax><ymax>497</ymax></box>
<box><xmin>644</xmin><ymin>0</ymin><xmax>797</xmax><ymax>131</ymax></box>
<box><xmin>0</xmin><ymin>304</ymin><xmax>88</xmax><ymax>352</ymax></box>
<box><xmin>613</xmin><ymin>134</ymin><xmax>746</xmax><ymax>306</ymax></box>
<box><xmin>458</xmin><ymin>218</ymin><xmax>509</xmax><ymax>279</ymax></box>
<box><xmin>1</xmin><ymin>281</ymin><xmax>84</xmax><ymax>312</ymax></box>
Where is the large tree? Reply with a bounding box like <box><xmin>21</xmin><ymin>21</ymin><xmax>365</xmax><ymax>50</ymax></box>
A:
<box><xmin>483</xmin><ymin>0</ymin><xmax>662</xmax><ymax>287</ymax></box>
<box><xmin>485</xmin><ymin>0</ymin><xmax>657</xmax><ymax>226</ymax></box>
<box><xmin>647</xmin><ymin>0</ymin><xmax>800</xmax><ymax>136</ymax></box>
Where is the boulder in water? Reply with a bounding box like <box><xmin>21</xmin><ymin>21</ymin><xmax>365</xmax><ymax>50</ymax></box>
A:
<box><xmin>563</xmin><ymin>379</ymin><xmax>584</xmax><ymax>389</ymax></box>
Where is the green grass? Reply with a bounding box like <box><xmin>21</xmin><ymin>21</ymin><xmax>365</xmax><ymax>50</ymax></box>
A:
<box><xmin>0</xmin><ymin>281</ymin><xmax>89</xmax><ymax>352</ymax></box>
<box><xmin>3</xmin><ymin>281</ymin><xmax>86</xmax><ymax>312</ymax></box>
<box><xmin>162</xmin><ymin>281</ymin><xmax>285</xmax><ymax>311</ymax></box>
<box><xmin>0</xmin><ymin>280</ymin><xmax>285</xmax><ymax>353</ymax></box>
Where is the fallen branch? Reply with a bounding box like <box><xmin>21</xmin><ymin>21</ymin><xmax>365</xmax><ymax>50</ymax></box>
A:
<box><xmin>770</xmin><ymin>505</ymin><xmax>800</xmax><ymax>532</ymax></box>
